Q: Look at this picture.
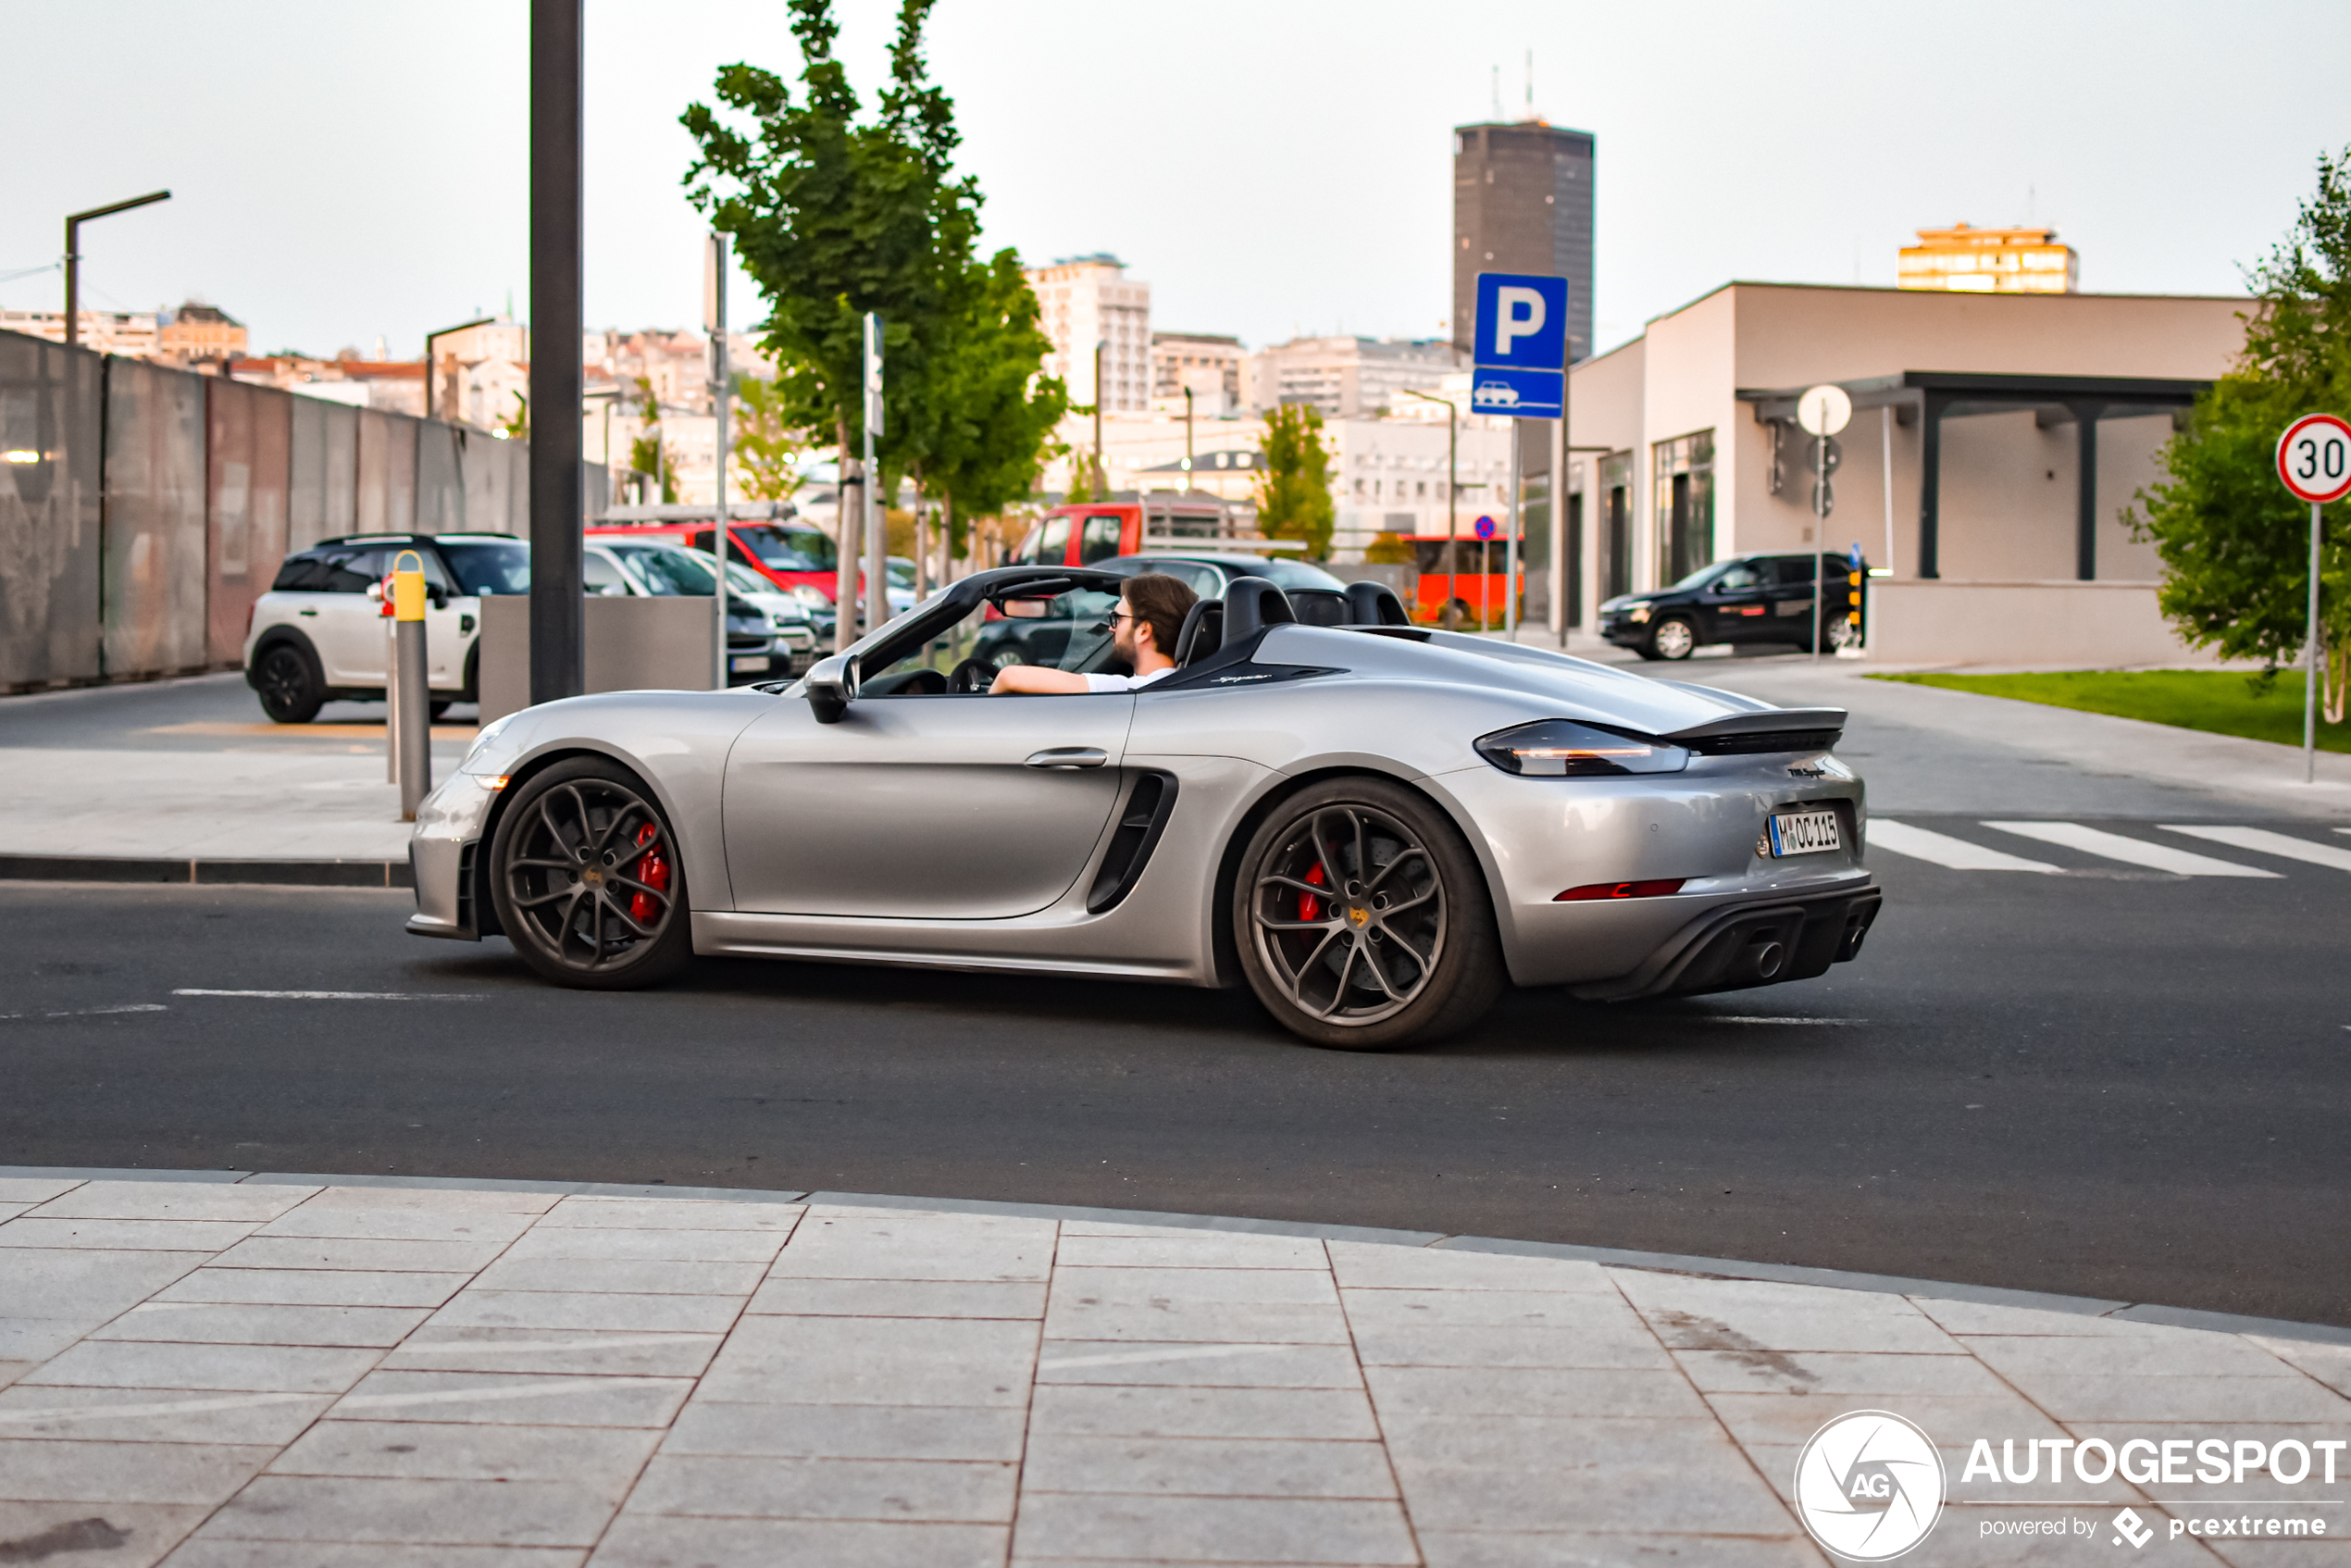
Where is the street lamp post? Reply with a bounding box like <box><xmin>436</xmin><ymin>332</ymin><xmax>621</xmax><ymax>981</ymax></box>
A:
<box><xmin>1402</xmin><ymin>388</ymin><xmax>1457</xmax><ymax>625</ymax></box>
<box><xmin>64</xmin><ymin>191</ymin><xmax>170</xmax><ymax>350</ymax></box>
<box><xmin>1092</xmin><ymin>340</ymin><xmax>1107</xmax><ymax>496</ymax></box>
<box><xmin>1182</xmin><ymin>386</ymin><xmax>1194</xmax><ymax>492</ymax></box>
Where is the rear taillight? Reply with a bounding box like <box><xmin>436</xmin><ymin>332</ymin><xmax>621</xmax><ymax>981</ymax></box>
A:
<box><xmin>1555</xmin><ymin>879</ymin><xmax>1686</xmax><ymax>902</ymax></box>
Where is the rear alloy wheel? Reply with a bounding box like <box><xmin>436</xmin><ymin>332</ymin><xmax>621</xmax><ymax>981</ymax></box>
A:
<box><xmin>1648</xmin><ymin>616</ymin><xmax>1697</xmax><ymax>661</ymax></box>
<box><xmin>1235</xmin><ymin>778</ymin><xmax>1505</xmax><ymax>1050</ymax></box>
<box><xmin>254</xmin><ymin>643</ymin><xmax>324</xmax><ymax>724</ymax></box>
<box><xmin>490</xmin><ymin>757</ymin><xmax>693</xmax><ymax>989</ymax></box>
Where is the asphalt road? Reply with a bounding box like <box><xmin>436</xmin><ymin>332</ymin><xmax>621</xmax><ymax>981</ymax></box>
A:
<box><xmin>4</xmin><ymin>840</ymin><xmax>2345</xmax><ymax>1326</ymax></box>
<box><xmin>5</xmin><ymin>653</ymin><xmax>2346</xmax><ymax>1328</ymax></box>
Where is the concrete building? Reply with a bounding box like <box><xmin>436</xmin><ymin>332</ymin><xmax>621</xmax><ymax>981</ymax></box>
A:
<box><xmin>0</xmin><ymin>308</ymin><xmax>159</xmax><ymax>358</ymax></box>
<box><xmin>1243</xmin><ymin>336</ymin><xmax>1462</xmax><ymax>417</ymax></box>
<box><xmin>1558</xmin><ymin>281</ymin><xmax>2245</xmax><ymax>664</ymax></box>
<box><xmin>427</xmin><ymin>317</ymin><xmax>530</xmax><ymax>422</ymax></box>
<box><xmin>1024</xmin><ymin>255</ymin><xmax>1151</xmax><ymax>413</ymax></box>
<box><xmin>1899</xmin><ymin>224</ymin><xmax>2080</xmax><ymax>294</ymax></box>
<box><xmin>1453</xmin><ymin>119</ymin><xmax>1594</xmax><ymax>363</ymax></box>
<box><xmin>156</xmin><ymin>302</ymin><xmax>247</xmax><ymax>367</ymax></box>
<box><xmin>1152</xmin><ymin>332</ymin><xmax>1243</xmax><ymax>416</ymax></box>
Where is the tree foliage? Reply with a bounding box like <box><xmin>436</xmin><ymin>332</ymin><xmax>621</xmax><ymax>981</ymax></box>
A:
<box><xmin>628</xmin><ymin>378</ymin><xmax>677</xmax><ymax>504</ymax></box>
<box><xmin>1256</xmin><ymin>404</ymin><xmax>1336</xmax><ymax>558</ymax></box>
<box><xmin>919</xmin><ymin>248</ymin><xmax>1067</xmax><ymax>555</ymax></box>
<box><xmin>2128</xmin><ymin>147</ymin><xmax>2351</xmax><ymax>716</ymax></box>
<box><xmin>731</xmin><ymin>375</ymin><xmax>806</xmax><ymax>503</ymax></box>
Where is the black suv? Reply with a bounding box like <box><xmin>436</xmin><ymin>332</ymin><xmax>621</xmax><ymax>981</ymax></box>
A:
<box><xmin>1598</xmin><ymin>551</ymin><xmax>1861</xmax><ymax>661</ymax></box>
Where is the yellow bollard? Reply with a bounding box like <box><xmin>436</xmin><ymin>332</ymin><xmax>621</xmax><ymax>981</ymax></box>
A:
<box><xmin>391</xmin><ymin>550</ymin><xmax>432</xmax><ymax>820</ymax></box>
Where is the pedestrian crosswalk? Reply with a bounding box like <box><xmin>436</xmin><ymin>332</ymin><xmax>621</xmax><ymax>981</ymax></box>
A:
<box><xmin>1866</xmin><ymin>818</ymin><xmax>2350</xmax><ymax>878</ymax></box>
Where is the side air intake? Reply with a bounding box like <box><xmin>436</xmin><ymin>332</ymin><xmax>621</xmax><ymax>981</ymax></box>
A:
<box><xmin>1087</xmin><ymin>773</ymin><xmax>1178</xmax><ymax>914</ymax></box>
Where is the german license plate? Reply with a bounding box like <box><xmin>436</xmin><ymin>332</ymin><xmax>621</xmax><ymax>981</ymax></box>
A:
<box><xmin>729</xmin><ymin>655</ymin><xmax>770</xmax><ymax>673</ymax></box>
<box><xmin>1768</xmin><ymin>809</ymin><xmax>1841</xmax><ymax>856</ymax></box>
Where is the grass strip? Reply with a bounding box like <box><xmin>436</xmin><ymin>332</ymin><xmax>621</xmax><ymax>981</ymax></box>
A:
<box><xmin>1866</xmin><ymin>669</ymin><xmax>2351</xmax><ymax>754</ymax></box>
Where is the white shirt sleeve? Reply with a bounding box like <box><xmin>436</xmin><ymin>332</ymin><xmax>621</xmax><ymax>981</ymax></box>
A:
<box><xmin>1083</xmin><ymin>667</ymin><xmax>1175</xmax><ymax>694</ymax></box>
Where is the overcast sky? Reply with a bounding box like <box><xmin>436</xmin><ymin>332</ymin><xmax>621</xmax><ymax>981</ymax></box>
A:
<box><xmin>6</xmin><ymin>1</ymin><xmax>2347</xmax><ymax>361</ymax></box>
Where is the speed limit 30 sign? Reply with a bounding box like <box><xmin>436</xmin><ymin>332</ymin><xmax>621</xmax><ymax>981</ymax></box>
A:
<box><xmin>2277</xmin><ymin>413</ymin><xmax>2351</xmax><ymax>504</ymax></box>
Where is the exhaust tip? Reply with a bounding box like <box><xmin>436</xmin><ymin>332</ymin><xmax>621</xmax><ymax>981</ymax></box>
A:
<box><xmin>1745</xmin><ymin>940</ymin><xmax>1786</xmax><ymax>980</ymax></box>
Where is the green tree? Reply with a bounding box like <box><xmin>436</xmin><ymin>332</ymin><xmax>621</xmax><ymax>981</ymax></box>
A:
<box><xmin>919</xmin><ymin>248</ymin><xmax>1068</xmax><ymax>556</ymax></box>
<box><xmin>1061</xmin><ymin>420</ymin><xmax>1099</xmax><ymax>504</ymax></box>
<box><xmin>732</xmin><ymin>375</ymin><xmax>806</xmax><ymax>503</ymax></box>
<box><xmin>627</xmin><ymin>377</ymin><xmax>678</xmax><ymax>504</ymax></box>
<box><xmin>682</xmin><ymin>0</ymin><xmax>972</xmax><ymax>485</ymax></box>
<box><xmin>1256</xmin><ymin>403</ymin><xmax>1336</xmax><ymax>558</ymax></box>
<box><xmin>2128</xmin><ymin>147</ymin><xmax>2351</xmax><ymax>719</ymax></box>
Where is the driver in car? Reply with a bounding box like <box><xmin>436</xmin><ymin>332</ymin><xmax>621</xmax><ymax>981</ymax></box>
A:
<box><xmin>990</xmin><ymin>573</ymin><xmax>1199</xmax><ymax>694</ymax></box>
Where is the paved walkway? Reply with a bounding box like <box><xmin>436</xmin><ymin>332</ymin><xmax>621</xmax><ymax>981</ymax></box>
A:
<box><xmin>2</xmin><ymin>1173</ymin><xmax>2344</xmax><ymax>1566</ymax></box>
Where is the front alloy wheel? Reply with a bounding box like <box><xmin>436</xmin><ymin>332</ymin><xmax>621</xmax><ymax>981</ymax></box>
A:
<box><xmin>490</xmin><ymin>758</ymin><xmax>693</xmax><ymax>989</ymax></box>
<box><xmin>1235</xmin><ymin>778</ymin><xmax>1505</xmax><ymax>1050</ymax></box>
<box><xmin>1649</xmin><ymin>616</ymin><xmax>1697</xmax><ymax>661</ymax></box>
<box><xmin>254</xmin><ymin>644</ymin><xmax>324</xmax><ymax>724</ymax></box>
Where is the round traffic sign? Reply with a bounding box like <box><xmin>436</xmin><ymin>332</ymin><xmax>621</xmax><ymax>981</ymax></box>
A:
<box><xmin>1474</xmin><ymin>516</ymin><xmax>1497</xmax><ymax>540</ymax></box>
<box><xmin>2277</xmin><ymin>414</ymin><xmax>2351</xmax><ymax>504</ymax></box>
<box><xmin>1796</xmin><ymin>384</ymin><xmax>1852</xmax><ymax>437</ymax></box>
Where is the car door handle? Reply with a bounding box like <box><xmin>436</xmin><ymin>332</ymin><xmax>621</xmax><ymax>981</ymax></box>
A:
<box><xmin>1026</xmin><ymin>747</ymin><xmax>1108</xmax><ymax>769</ymax></box>
<box><xmin>297</xmin><ymin>608</ymin><xmax>317</xmax><ymax>616</ymax></box>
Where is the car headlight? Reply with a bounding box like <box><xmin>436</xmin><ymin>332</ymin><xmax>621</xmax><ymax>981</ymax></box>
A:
<box><xmin>1474</xmin><ymin>719</ymin><xmax>1689</xmax><ymax>778</ymax></box>
<box><xmin>461</xmin><ymin>711</ymin><xmax>518</xmax><ymax>771</ymax></box>
<box><xmin>789</xmin><ymin>585</ymin><xmax>830</xmax><ymax>608</ymax></box>
<box><xmin>1627</xmin><ymin>602</ymin><xmax>1653</xmax><ymax>623</ymax></box>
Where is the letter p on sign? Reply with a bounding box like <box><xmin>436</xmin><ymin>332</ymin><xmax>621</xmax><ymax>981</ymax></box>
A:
<box><xmin>1475</xmin><ymin>273</ymin><xmax>1569</xmax><ymax>368</ymax></box>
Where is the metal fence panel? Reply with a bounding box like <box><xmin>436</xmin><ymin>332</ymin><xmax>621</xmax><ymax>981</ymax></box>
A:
<box><xmin>205</xmin><ymin>379</ymin><xmax>292</xmax><ymax>664</ymax></box>
<box><xmin>0</xmin><ymin>330</ymin><xmax>104</xmax><ymax>688</ymax></box>
<box><xmin>319</xmin><ymin>399</ymin><xmax>356</xmax><ymax>541</ymax></box>
<box><xmin>417</xmin><ymin>417</ymin><xmax>464</xmax><ymax>534</ymax></box>
<box><xmin>355</xmin><ymin>407</ymin><xmax>422</xmax><ymax>533</ymax></box>
<box><xmin>103</xmin><ymin>356</ymin><xmax>210</xmax><ymax>677</ymax></box>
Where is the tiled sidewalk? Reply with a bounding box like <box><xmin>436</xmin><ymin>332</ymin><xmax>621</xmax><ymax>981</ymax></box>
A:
<box><xmin>0</xmin><ymin>1176</ymin><xmax>2345</xmax><ymax>1566</ymax></box>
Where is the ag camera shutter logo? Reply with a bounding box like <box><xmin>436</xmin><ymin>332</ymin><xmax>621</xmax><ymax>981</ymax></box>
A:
<box><xmin>1794</xmin><ymin>1411</ymin><xmax>1946</xmax><ymax>1562</ymax></box>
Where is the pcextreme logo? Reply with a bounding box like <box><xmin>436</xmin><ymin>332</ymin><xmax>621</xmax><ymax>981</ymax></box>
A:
<box><xmin>1794</xmin><ymin>1411</ymin><xmax>1947</xmax><ymax>1562</ymax></box>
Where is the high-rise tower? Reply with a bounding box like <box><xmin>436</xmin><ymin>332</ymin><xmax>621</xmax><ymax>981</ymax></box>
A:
<box><xmin>1452</xmin><ymin>121</ymin><xmax>1594</xmax><ymax>363</ymax></box>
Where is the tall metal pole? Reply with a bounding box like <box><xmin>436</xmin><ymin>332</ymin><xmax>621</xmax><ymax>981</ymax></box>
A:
<box><xmin>1183</xmin><ymin>387</ymin><xmax>1194</xmax><ymax>492</ymax></box>
<box><xmin>1813</xmin><ymin>429</ymin><xmax>1827</xmax><ymax>665</ymax></box>
<box><xmin>864</xmin><ymin>312</ymin><xmax>886</xmax><ymax>636</ymax></box>
<box><xmin>708</xmin><ymin>234</ymin><xmax>730</xmax><ymax>688</ymax></box>
<box><xmin>1880</xmin><ymin>404</ymin><xmax>1896</xmax><ymax>654</ymax></box>
<box><xmin>2307</xmin><ymin>498</ymin><xmax>2322</xmax><ymax>785</ymax></box>
<box><xmin>1504</xmin><ymin>422</ymin><xmax>1521</xmax><ymax>640</ymax></box>
<box><xmin>1402</xmin><ymin>389</ymin><xmax>1457</xmax><ymax>625</ymax></box>
<box><xmin>1551</xmin><ymin>389</ymin><xmax>1568</xmax><ymax>647</ymax></box>
<box><xmin>528</xmin><ymin>0</ymin><xmax>584</xmax><ymax>705</ymax></box>
<box><xmin>1093</xmin><ymin>341</ymin><xmax>1106</xmax><ymax>497</ymax></box>
<box><xmin>63</xmin><ymin>191</ymin><xmax>170</xmax><ymax>352</ymax></box>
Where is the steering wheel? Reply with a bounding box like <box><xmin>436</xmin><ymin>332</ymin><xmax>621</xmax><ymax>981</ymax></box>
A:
<box><xmin>948</xmin><ymin>657</ymin><xmax>996</xmax><ymax>694</ymax></box>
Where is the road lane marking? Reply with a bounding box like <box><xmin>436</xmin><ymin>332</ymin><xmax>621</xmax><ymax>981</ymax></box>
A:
<box><xmin>2161</xmin><ymin>824</ymin><xmax>2351</xmax><ymax>872</ymax></box>
<box><xmin>171</xmin><ymin>989</ymin><xmax>488</xmax><ymax>1001</ymax></box>
<box><xmin>1710</xmin><ymin>1016</ymin><xmax>1863</xmax><ymax>1026</ymax></box>
<box><xmin>0</xmin><ymin>1003</ymin><xmax>168</xmax><ymax>1020</ymax></box>
<box><xmin>1865</xmin><ymin>820</ymin><xmax>2058</xmax><ymax>872</ymax></box>
<box><xmin>1983</xmin><ymin>821</ymin><xmax>2280</xmax><ymax>877</ymax></box>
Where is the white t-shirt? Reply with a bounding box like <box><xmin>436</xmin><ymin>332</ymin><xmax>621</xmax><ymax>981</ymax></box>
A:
<box><xmin>1083</xmin><ymin>666</ymin><xmax>1176</xmax><ymax>694</ymax></box>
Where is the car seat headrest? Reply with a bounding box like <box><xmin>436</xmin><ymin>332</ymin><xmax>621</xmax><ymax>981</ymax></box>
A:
<box><xmin>1220</xmin><ymin>576</ymin><xmax>1297</xmax><ymax>643</ymax></box>
<box><xmin>1173</xmin><ymin>599</ymin><xmax>1224</xmax><ymax>666</ymax></box>
<box><xmin>1345</xmin><ymin>580</ymin><xmax>1412</xmax><ymax>626</ymax></box>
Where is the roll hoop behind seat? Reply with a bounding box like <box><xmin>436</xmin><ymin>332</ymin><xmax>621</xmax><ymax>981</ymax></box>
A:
<box><xmin>1345</xmin><ymin>580</ymin><xmax>1411</xmax><ymax>626</ymax></box>
<box><xmin>1220</xmin><ymin>577</ymin><xmax>1297</xmax><ymax>643</ymax></box>
<box><xmin>1172</xmin><ymin>599</ymin><xmax>1225</xmax><ymax>666</ymax></box>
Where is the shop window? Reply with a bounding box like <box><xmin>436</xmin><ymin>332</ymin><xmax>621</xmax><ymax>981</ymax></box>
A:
<box><xmin>1652</xmin><ymin>431</ymin><xmax>1714</xmax><ymax>586</ymax></box>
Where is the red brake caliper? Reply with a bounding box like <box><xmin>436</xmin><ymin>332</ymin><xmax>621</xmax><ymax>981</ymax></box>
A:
<box><xmin>1300</xmin><ymin>860</ymin><xmax>1325</xmax><ymax>922</ymax></box>
<box><xmin>629</xmin><ymin>823</ymin><xmax>669</xmax><ymax>925</ymax></box>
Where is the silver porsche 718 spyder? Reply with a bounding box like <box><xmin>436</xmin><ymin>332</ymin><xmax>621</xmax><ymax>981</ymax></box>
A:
<box><xmin>408</xmin><ymin>566</ymin><xmax>1879</xmax><ymax>1049</ymax></box>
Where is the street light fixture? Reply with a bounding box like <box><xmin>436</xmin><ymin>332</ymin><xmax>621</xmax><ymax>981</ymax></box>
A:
<box><xmin>64</xmin><ymin>191</ymin><xmax>170</xmax><ymax>351</ymax></box>
<box><xmin>1401</xmin><ymin>388</ymin><xmax>1458</xmax><ymax>626</ymax></box>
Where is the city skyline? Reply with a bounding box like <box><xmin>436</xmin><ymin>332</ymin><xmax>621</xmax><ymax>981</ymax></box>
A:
<box><xmin>4</xmin><ymin>1</ymin><xmax>2347</xmax><ymax>365</ymax></box>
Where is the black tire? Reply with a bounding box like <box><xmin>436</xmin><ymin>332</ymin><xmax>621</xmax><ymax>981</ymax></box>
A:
<box><xmin>1648</xmin><ymin>616</ymin><xmax>1698</xmax><ymax>661</ymax></box>
<box><xmin>489</xmin><ymin>757</ymin><xmax>694</xmax><ymax>990</ymax></box>
<box><xmin>253</xmin><ymin>642</ymin><xmax>325</xmax><ymax>724</ymax></box>
<box><xmin>429</xmin><ymin>699</ymin><xmax>454</xmax><ymax>720</ymax></box>
<box><xmin>1631</xmin><ymin>644</ymin><xmax>1665</xmax><ymax>663</ymax></box>
<box><xmin>461</xmin><ymin>642</ymin><xmax>480</xmax><ymax>703</ymax></box>
<box><xmin>1233</xmin><ymin>776</ymin><xmax>1506</xmax><ymax>1051</ymax></box>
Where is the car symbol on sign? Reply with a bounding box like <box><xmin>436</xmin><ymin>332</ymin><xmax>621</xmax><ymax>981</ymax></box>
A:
<box><xmin>1474</xmin><ymin>380</ymin><xmax>1519</xmax><ymax>407</ymax></box>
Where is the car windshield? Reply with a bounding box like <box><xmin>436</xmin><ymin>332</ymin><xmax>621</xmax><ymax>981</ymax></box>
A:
<box><xmin>863</xmin><ymin>586</ymin><xmax>1124</xmax><ymax>694</ymax></box>
<box><xmin>888</xmin><ymin>559</ymin><xmax>915</xmax><ymax>588</ymax></box>
<box><xmin>434</xmin><ymin>540</ymin><xmax>531</xmax><ymax>595</ymax></box>
<box><xmin>607</xmin><ymin>543</ymin><xmax>718</xmax><ymax>595</ymax></box>
<box><xmin>1251</xmin><ymin>558</ymin><xmax>1349</xmax><ymax>591</ymax></box>
<box><xmin>681</xmin><ymin>547</ymin><xmax>790</xmax><ymax>600</ymax></box>
<box><xmin>1664</xmin><ymin>560</ymin><xmax>1732</xmax><ymax>592</ymax></box>
<box><xmin>734</xmin><ymin>524</ymin><xmax>836</xmax><ymax>573</ymax></box>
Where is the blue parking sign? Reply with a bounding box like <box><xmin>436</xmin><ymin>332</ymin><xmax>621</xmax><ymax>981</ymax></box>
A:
<box><xmin>1474</xmin><ymin>273</ymin><xmax>1568</xmax><ymax>370</ymax></box>
<box><xmin>1470</xmin><ymin>367</ymin><xmax>1562</xmax><ymax>419</ymax></box>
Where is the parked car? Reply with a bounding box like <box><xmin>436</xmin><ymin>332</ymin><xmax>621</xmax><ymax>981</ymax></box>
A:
<box><xmin>1598</xmin><ymin>551</ymin><xmax>1860</xmax><ymax>661</ymax></box>
<box><xmin>244</xmin><ymin>532</ymin><xmax>529</xmax><ymax>724</ymax></box>
<box><xmin>969</xmin><ymin>553</ymin><xmax>1354</xmax><ymax>672</ymax></box>
<box><xmin>408</xmin><ymin>564</ymin><xmax>1877</xmax><ymax>1050</ymax></box>
<box><xmin>586</xmin><ymin>519</ymin><xmax>907</xmax><ymax>632</ymax></box>
<box><xmin>583</xmin><ymin>538</ymin><xmax>810</xmax><ymax>684</ymax></box>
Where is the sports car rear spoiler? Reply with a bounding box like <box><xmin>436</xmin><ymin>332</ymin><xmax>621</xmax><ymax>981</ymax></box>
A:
<box><xmin>1661</xmin><ymin>707</ymin><xmax>1847</xmax><ymax>754</ymax></box>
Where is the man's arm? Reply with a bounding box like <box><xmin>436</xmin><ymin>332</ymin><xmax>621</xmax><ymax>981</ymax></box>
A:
<box><xmin>989</xmin><ymin>664</ymin><xmax>1091</xmax><ymax>694</ymax></box>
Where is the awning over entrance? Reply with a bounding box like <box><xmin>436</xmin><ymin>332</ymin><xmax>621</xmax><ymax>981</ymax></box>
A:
<box><xmin>1738</xmin><ymin>371</ymin><xmax>2208</xmax><ymax>579</ymax></box>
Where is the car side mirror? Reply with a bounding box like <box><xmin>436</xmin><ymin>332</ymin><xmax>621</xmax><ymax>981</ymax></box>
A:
<box><xmin>805</xmin><ymin>653</ymin><xmax>857</xmax><ymax>723</ymax></box>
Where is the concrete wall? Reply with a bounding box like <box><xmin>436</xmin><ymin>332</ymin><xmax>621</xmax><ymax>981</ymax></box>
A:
<box><xmin>1870</xmin><ymin>580</ymin><xmax>2206</xmax><ymax>667</ymax></box>
<box><xmin>478</xmin><ymin>595</ymin><xmax>721</xmax><ymax>725</ymax></box>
